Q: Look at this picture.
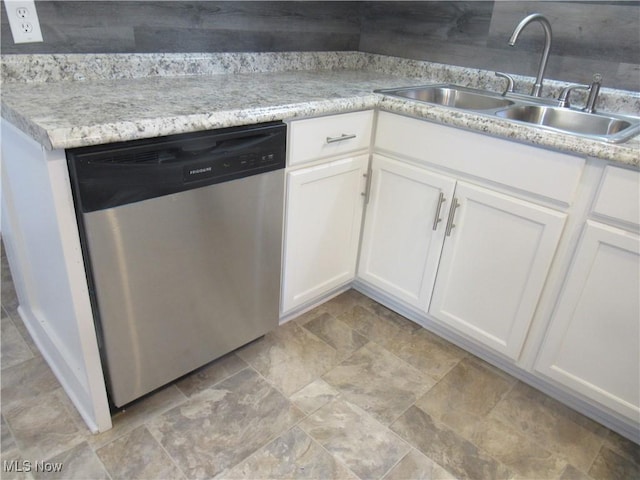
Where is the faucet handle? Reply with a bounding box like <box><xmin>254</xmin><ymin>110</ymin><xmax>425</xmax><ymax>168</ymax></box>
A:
<box><xmin>557</xmin><ymin>84</ymin><xmax>589</xmax><ymax>108</ymax></box>
<box><xmin>584</xmin><ymin>74</ymin><xmax>602</xmax><ymax>113</ymax></box>
<box><xmin>495</xmin><ymin>72</ymin><xmax>515</xmax><ymax>96</ymax></box>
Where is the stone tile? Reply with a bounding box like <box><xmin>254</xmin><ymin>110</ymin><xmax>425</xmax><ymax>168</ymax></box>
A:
<box><xmin>558</xmin><ymin>464</ymin><xmax>594</xmax><ymax>480</ymax></box>
<box><xmin>1</xmin><ymin>259</ymin><xmax>19</xmax><ymax>315</ymax></box>
<box><xmin>383</xmin><ymin>449</ymin><xmax>456</xmax><ymax>480</ymax></box>
<box><xmin>391</xmin><ymin>406</ymin><xmax>512</xmax><ymax>480</ymax></box>
<box><xmin>148</xmin><ymin>368</ymin><xmax>303</xmax><ymax>480</ymax></box>
<box><xmin>174</xmin><ymin>352</ymin><xmax>247</xmax><ymax>397</ymax></box>
<box><xmin>1</xmin><ymin>314</ymin><xmax>34</xmax><ymax>370</ymax></box>
<box><xmin>292</xmin><ymin>305</ymin><xmax>328</xmax><ymax>327</ymax></box>
<box><xmin>51</xmin><ymin>389</ymin><xmax>94</xmax><ymax>438</ymax></box>
<box><xmin>1</xmin><ymin>413</ymin><xmax>16</xmax><ymax>454</ymax></box>
<box><xmin>299</xmin><ymin>398</ymin><xmax>411</xmax><ymax>480</ymax></box>
<box><xmin>236</xmin><ymin>321</ymin><xmax>339</xmax><ymax>396</ymax></box>
<box><xmin>588</xmin><ymin>446</ymin><xmax>640</xmax><ymax>480</ymax></box>
<box><xmin>338</xmin><ymin>305</ymin><xmax>406</xmax><ymax>344</ymax></box>
<box><xmin>6</xmin><ymin>309</ymin><xmax>39</xmax><ymax>358</ymax></box>
<box><xmin>87</xmin><ymin>384</ymin><xmax>187</xmax><ymax>450</ymax></box>
<box><xmin>490</xmin><ymin>381</ymin><xmax>604</xmax><ymax>472</ymax></box>
<box><xmin>469</xmin><ymin>417</ymin><xmax>567</xmax><ymax>479</ymax></box>
<box><xmin>289</xmin><ymin>378</ymin><xmax>340</xmax><ymax>415</ymax></box>
<box><xmin>0</xmin><ymin>357</ymin><xmax>60</xmax><ymax>412</ymax></box>
<box><xmin>377</xmin><ymin>326</ymin><xmax>466</xmax><ymax>381</ymax></box>
<box><xmin>303</xmin><ymin>313</ymin><xmax>368</xmax><ymax>360</ymax></box>
<box><xmin>33</xmin><ymin>442</ymin><xmax>108</xmax><ymax>480</ymax></box>
<box><xmin>293</xmin><ymin>290</ymin><xmax>371</xmax><ymax>327</ymax></box>
<box><xmin>323</xmin><ymin>342</ymin><xmax>435</xmax><ymax>425</ymax></box>
<box><xmin>415</xmin><ymin>357</ymin><xmax>515</xmax><ymax>425</ymax></box>
<box><xmin>4</xmin><ymin>389</ymin><xmax>84</xmax><ymax>461</ymax></box>
<box><xmin>365</xmin><ymin>302</ymin><xmax>422</xmax><ymax>331</ymax></box>
<box><xmin>97</xmin><ymin>426</ymin><xmax>184</xmax><ymax>480</ymax></box>
<box><xmin>224</xmin><ymin>426</ymin><xmax>358</xmax><ymax>479</ymax></box>
<box><xmin>321</xmin><ymin>289</ymin><xmax>374</xmax><ymax>317</ymax></box>
<box><xmin>603</xmin><ymin>429</ymin><xmax>640</xmax><ymax>466</ymax></box>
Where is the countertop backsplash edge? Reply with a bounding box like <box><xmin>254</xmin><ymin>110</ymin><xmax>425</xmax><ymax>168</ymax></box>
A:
<box><xmin>2</xmin><ymin>51</ymin><xmax>639</xmax><ymax>114</ymax></box>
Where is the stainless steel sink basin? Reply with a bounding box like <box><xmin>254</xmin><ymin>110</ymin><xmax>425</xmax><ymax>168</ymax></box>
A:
<box><xmin>376</xmin><ymin>83</ymin><xmax>640</xmax><ymax>143</ymax></box>
<box><xmin>495</xmin><ymin>105</ymin><xmax>640</xmax><ymax>143</ymax></box>
<box><xmin>376</xmin><ymin>84</ymin><xmax>515</xmax><ymax>111</ymax></box>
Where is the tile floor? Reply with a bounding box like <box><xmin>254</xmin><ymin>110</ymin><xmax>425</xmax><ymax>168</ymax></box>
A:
<box><xmin>1</xmin><ymin>246</ymin><xmax>639</xmax><ymax>480</ymax></box>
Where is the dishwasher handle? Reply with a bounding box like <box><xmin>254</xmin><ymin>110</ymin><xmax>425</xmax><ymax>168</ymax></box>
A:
<box><xmin>67</xmin><ymin>122</ymin><xmax>286</xmax><ymax>212</ymax></box>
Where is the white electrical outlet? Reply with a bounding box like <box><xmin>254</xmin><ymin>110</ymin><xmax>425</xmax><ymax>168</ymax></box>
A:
<box><xmin>4</xmin><ymin>0</ymin><xmax>43</xmax><ymax>44</ymax></box>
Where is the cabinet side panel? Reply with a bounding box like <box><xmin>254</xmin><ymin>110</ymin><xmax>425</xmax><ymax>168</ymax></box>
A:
<box><xmin>1</xmin><ymin>120</ymin><xmax>111</xmax><ymax>431</ymax></box>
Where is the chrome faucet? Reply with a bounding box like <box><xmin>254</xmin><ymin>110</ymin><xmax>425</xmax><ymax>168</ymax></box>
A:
<box><xmin>508</xmin><ymin>13</ymin><xmax>552</xmax><ymax>97</ymax></box>
<box><xmin>557</xmin><ymin>74</ymin><xmax>603</xmax><ymax>112</ymax></box>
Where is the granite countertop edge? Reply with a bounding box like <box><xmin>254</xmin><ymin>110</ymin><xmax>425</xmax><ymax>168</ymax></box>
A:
<box><xmin>1</xmin><ymin>52</ymin><xmax>638</xmax><ymax>167</ymax></box>
<box><xmin>3</xmin><ymin>92</ymin><xmax>638</xmax><ymax>167</ymax></box>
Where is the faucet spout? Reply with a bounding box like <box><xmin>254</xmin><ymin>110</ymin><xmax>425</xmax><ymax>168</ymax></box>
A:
<box><xmin>508</xmin><ymin>13</ymin><xmax>552</xmax><ymax>97</ymax></box>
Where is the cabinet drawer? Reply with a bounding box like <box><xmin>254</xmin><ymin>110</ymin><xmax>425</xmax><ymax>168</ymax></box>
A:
<box><xmin>375</xmin><ymin>112</ymin><xmax>585</xmax><ymax>205</ymax></box>
<box><xmin>288</xmin><ymin>110</ymin><xmax>374</xmax><ymax>166</ymax></box>
<box><xmin>592</xmin><ymin>165</ymin><xmax>640</xmax><ymax>227</ymax></box>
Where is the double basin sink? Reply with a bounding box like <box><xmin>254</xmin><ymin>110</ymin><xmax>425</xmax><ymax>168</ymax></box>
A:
<box><xmin>376</xmin><ymin>84</ymin><xmax>640</xmax><ymax>144</ymax></box>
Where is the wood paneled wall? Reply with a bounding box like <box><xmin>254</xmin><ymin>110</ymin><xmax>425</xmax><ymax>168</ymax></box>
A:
<box><xmin>0</xmin><ymin>2</ymin><xmax>362</xmax><ymax>54</ymax></box>
<box><xmin>360</xmin><ymin>1</ymin><xmax>639</xmax><ymax>91</ymax></box>
<box><xmin>1</xmin><ymin>1</ymin><xmax>638</xmax><ymax>90</ymax></box>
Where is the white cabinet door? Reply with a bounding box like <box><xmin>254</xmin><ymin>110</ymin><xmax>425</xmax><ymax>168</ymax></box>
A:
<box><xmin>535</xmin><ymin>221</ymin><xmax>640</xmax><ymax>421</ymax></box>
<box><xmin>358</xmin><ymin>154</ymin><xmax>456</xmax><ymax>310</ymax></box>
<box><xmin>281</xmin><ymin>154</ymin><xmax>368</xmax><ymax>313</ymax></box>
<box><xmin>429</xmin><ymin>181</ymin><xmax>566</xmax><ymax>360</ymax></box>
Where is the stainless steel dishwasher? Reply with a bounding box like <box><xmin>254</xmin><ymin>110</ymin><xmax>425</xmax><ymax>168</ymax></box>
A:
<box><xmin>67</xmin><ymin>122</ymin><xmax>286</xmax><ymax>407</ymax></box>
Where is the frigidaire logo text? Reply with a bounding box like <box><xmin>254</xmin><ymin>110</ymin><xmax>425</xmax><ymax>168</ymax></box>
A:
<box><xmin>190</xmin><ymin>166</ymin><xmax>212</xmax><ymax>175</ymax></box>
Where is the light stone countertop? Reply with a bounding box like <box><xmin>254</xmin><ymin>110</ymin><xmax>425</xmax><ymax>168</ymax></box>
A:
<box><xmin>1</xmin><ymin>53</ymin><xmax>639</xmax><ymax>166</ymax></box>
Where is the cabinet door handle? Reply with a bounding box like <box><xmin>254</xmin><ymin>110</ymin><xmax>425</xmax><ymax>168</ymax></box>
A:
<box><xmin>326</xmin><ymin>133</ymin><xmax>356</xmax><ymax>144</ymax></box>
<box><xmin>445</xmin><ymin>197</ymin><xmax>460</xmax><ymax>236</ymax></box>
<box><xmin>432</xmin><ymin>192</ymin><xmax>446</xmax><ymax>230</ymax></box>
<box><xmin>361</xmin><ymin>168</ymin><xmax>373</xmax><ymax>204</ymax></box>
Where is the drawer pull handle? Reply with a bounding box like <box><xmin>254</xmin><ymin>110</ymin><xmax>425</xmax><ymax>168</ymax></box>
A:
<box><xmin>326</xmin><ymin>133</ymin><xmax>357</xmax><ymax>144</ymax></box>
<box><xmin>445</xmin><ymin>197</ymin><xmax>460</xmax><ymax>236</ymax></box>
<box><xmin>432</xmin><ymin>192</ymin><xmax>446</xmax><ymax>230</ymax></box>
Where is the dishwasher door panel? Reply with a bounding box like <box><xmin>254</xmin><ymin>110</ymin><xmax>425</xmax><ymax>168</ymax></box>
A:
<box><xmin>83</xmin><ymin>169</ymin><xmax>284</xmax><ymax>407</ymax></box>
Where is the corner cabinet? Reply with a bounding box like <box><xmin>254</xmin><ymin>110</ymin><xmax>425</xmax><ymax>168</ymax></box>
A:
<box><xmin>281</xmin><ymin>111</ymin><xmax>373</xmax><ymax>315</ymax></box>
<box><xmin>535</xmin><ymin>166</ymin><xmax>640</xmax><ymax>422</ymax></box>
<box><xmin>358</xmin><ymin>152</ymin><xmax>566</xmax><ymax>360</ymax></box>
<box><xmin>359</xmin><ymin>111</ymin><xmax>583</xmax><ymax>362</ymax></box>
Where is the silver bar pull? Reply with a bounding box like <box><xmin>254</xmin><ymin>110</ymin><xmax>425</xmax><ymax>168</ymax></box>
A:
<box><xmin>361</xmin><ymin>168</ymin><xmax>373</xmax><ymax>204</ymax></box>
<box><xmin>432</xmin><ymin>192</ymin><xmax>446</xmax><ymax>230</ymax></box>
<box><xmin>445</xmin><ymin>197</ymin><xmax>460</xmax><ymax>236</ymax></box>
<box><xmin>326</xmin><ymin>133</ymin><xmax>356</xmax><ymax>144</ymax></box>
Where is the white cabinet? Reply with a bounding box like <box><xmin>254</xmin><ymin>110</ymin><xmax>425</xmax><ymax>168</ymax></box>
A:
<box><xmin>535</xmin><ymin>166</ymin><xmax>640</xmax><ymax>422</ymax></box>
<box><xmin>429</xmin><ymin>181</ymin><xmax>566</xmax><ymax>360</ymax></box>
<box><xmin>281</xmin><ymin>154</ymin><xmax>369</xmax><ymax>313</ymax></box>
<box><xmin>281</xmin><ymin>111</ymin><xmax>373</xmax><ymax>315</ymax></box>
<box><xmin>288</xmin><ymin>110</ymin><xmax>374</xmax><ymax>166</ymax></box>
<box><xmin>358</xmin><ymin>154</ymin><xmax>455</xmax><ymax>310</ymax></box>
<box><xmin>358</xmin><ymin>156</ymin><xmax>566</xmax><ymax>360</ymax></box>
<box><xmin>360</xmin><ymin>112</ymin><xmax>574</xmax><ymax>361</ymax></box>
